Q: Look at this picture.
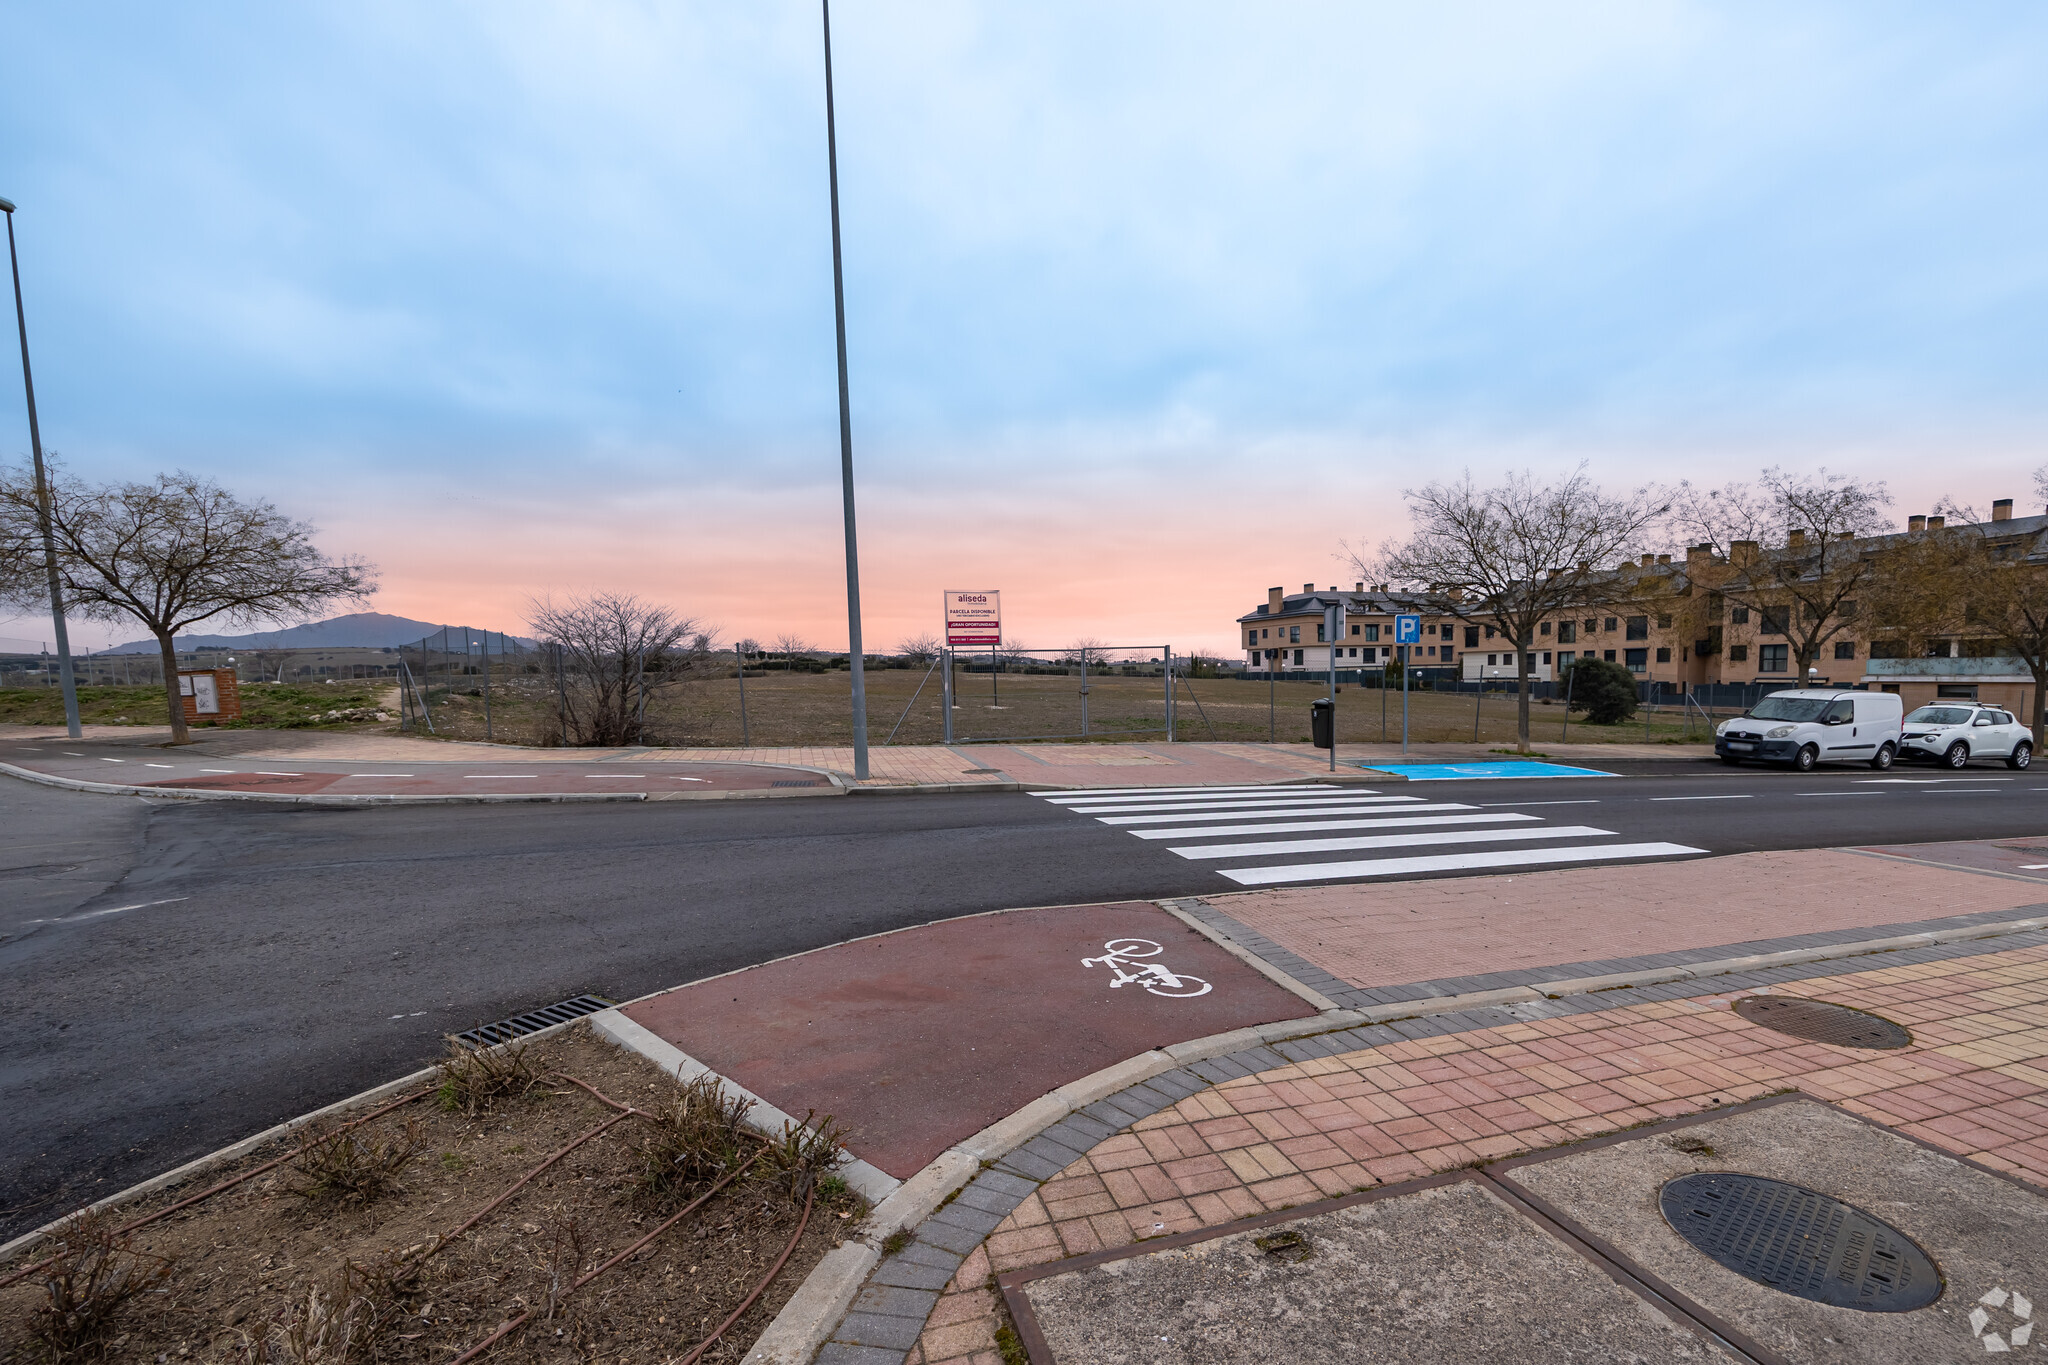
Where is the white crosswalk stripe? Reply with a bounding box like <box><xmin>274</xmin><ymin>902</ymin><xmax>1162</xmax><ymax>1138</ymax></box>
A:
<box><xmin>1036</xmin><ymin>784</ymin><xmax>1702</xmax><ymax>884</ymax></box>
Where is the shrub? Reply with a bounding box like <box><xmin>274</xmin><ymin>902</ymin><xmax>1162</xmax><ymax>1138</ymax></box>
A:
<box><xmin>1563</xmin><ymin>657</ymin><xmax>1639</xmax><ymax>724</ymax></box>
<box><xmin>25</xmin><ymin>1210</ymin><xmax>174</xmax><ymax>1363</ymax></box>
<box><xmin>636</xmin><ymin>1075</ymin><xmax>755</xmax><ymax>1202</ymax></box>
<box><xmin>288</xmin><ymin>1120</ymin><xmax>425</xmax><ymax>1204</ymax></box>
<box><xmin>435</xmin><ymin>1036</ymin><xmax>542</xmax><ymax>1116</ymax></box>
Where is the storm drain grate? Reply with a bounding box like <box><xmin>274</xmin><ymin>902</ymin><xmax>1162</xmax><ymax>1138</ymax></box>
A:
<box><xmin>1732</xmin><ymin>996</ymin><xmax>1912</xmax><ymax>1050</ymax></box>
<box><xmin>454</xmin><ymin>994</ymin><xmax>615</xmax><ymax>1049</ymax></box>
<box><xmin>1660</xmin><ymin>1172</ymin><xmax>1940</xmax><ymax>1311</ymax></box>
<box><xmin>770</xmin><ymin>780</ymin><xmax>824</xmax><ymax>788</ymax></box>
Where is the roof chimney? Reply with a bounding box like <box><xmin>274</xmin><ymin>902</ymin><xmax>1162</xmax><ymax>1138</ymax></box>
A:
<box><xmin>1927</xmin><ymin>515</ymin><xmax>1945</xmax><ymax>530</ymax></box>
<box><xmin>1731</xmin><ymin>539</ymin><xmax>1760</xmax><ymax>566</ymax></box>
<box><xmin>1908</xmin><ymin>515</ymin><xmax>1926</xmax><ymax>533</ymax></box>
<box><xmin>1656</xmin><ymin>553</ymin><xmax>1671</xmax><ymax>565</ymax></box>
<box><xmin>1546</xmin><ymin>568</ymin><xmax>1561</xmax><ymax>580</ymax></box>
<box><xmin>1639</xmin><ymin>553</ymin><xmax>1654</xmax><ymax>567</ymax></box>
<box><xmin>1787</xmin><ymin>529</ymin><xmax>1805</xmax><ymax>549</ymax></box>
<box><xmin>1994</xmin><ymin>499</ymin><xmax>2013</xmax><ymax>522</ymax></box>
<box><xmin>1268</xmin><ymin>586</ymin><xmax>1284</xmax><ymax>616</ymax></box>
<box><xmin>1354</xmin><ymin>581</ymin><xmax>1364</xmax><ymax>592</ymax></box>
<box><xmin>1303</xmin><ymin>582</ymin><xmax>1314</xmax><ymax>594</ymax></box>
<box><xmin>1686</xmin><ymin>543</ymin><xmax>1715</xmax><ymax>566</ymax></box>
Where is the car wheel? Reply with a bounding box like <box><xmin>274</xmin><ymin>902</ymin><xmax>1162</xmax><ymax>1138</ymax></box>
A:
<box><xmin>1793</xmin><ymin>744</ymin><xmax>1818</xmax><ymax>773</ymax></box>
<box><xmin>1870</xmin><ymin>743</ymin><xmax>1895</xmax><ymax>771</ymax></box>
<box><xmin>2011</xmin><ymin>741</ymin><xmax>2034</xmax><ymax>771</ymax></box>
<box><xmin>1943</xmin><ymin>741</ymin><xmax>1970</xmax><ymax>769</ymax></box>
<box><xmin>1720</xmin><ymin>754</ymin><xmax>1742</xmax><ymax>766</ymax></box>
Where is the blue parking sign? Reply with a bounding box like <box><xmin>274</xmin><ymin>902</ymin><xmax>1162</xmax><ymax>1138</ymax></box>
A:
<box><xmin>1394</xmin><ymin>614</ymin><xmax>1422</xmax><ymax>644</ymax></box>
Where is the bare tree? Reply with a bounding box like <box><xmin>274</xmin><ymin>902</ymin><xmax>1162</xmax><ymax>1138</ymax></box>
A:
<box><xmin>1669</xmin><ymin>468</ymin><xmax>1896</xmax><ymax>682</ymax></box>
<box><xmin>896</xmin><ymin>630</ymin><xmax>943</xmax><ymax>664</ymax></box>
<box><xmin>1061</xmin><ymin>638</ymin><xmax>1111</xmax><ymax>668</ymax></box>
<box><xmin>528</xmin><ymin>592</ymin><xmax>700</xmax><ymax>746</ymax></box>
<box><xmin>735</xmin><ymin>636</ymin><xmax>761</xmax><ymax>659</ymax></box>
<box><xmin>0</xmin><ymin>466</ymin><xmax>375</xmax><ymax>741</ymax></box>
<box><xmin>246</xmin><ymin>648</ymin><xmax>302</xmax><ymax>684</ymax></box>
<box><xmin>1900</xmin><ymin>488</ymin><xmax>2048</xmax><ymax>746</ymax></box>
<box><xmin>773</xmin><ymin>632</ymin><xmax>813</xmax><ymax>671</ymax></box>
<box><xmin>1356</xmin><ymin>466</ymin><xmax>1665</xmax><ymax>750</ymax></box>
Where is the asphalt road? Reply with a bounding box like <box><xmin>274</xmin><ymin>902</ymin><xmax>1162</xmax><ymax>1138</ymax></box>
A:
<box><xmin>5</xmin><ymin>765</ymin><xmax>2047</xmax><ymax>1238</ymax></box>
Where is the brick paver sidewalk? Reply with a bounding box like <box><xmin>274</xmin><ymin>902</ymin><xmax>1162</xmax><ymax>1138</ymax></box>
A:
<box><xmin>906</xmin><ymin>943</ymin><xmax>2048</xmax><ymax>1364</ymax></box>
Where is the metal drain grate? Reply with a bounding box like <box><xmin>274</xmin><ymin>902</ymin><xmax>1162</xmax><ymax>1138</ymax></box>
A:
<box><xmin>454</xmin><ymin>994</ymin><xmax>615</xmax><ymax>1048</ymax></box>
<box><xmin>770</xmin><ymin>780</ymin><xmax>824</xmax><ymax>788</ymax></box>
<box><xmin>1732</xmin><ymin>996</ymin><xmax>1911</xmax><ymax>1050</ymax></box>
<box><xmin>1660</xmin><ymin>1172</ymin><xmax>1940</xmax><ymax>1311</ymax></box>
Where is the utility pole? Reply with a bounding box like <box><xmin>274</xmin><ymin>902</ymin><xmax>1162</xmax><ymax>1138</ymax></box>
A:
<box><xmin>821</xmin><ymin>0</ymin><xmax>870</xmax><ymax>780</ymax></box>
<box><xmin>2</xmin><ymin>196</ymin><xmax>79</xmax><ymax>738</ymax></box>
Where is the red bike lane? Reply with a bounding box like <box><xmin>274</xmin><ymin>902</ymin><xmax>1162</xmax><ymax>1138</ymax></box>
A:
<box><xmin>622</xmin><ymin>901</ymin><xmax>1316</xmax><ymax>1178</ymax></box>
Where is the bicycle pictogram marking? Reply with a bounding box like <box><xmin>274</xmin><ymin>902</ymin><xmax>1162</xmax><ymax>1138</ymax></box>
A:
<box><xmin>1082</xmin><ymin>938</ymin><xmax>1213</xmax><ymax>999</ymax></box>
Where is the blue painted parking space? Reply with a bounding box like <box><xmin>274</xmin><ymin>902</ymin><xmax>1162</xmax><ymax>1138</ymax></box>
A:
<box><xmin>1354</xmin><ymin>760</ymin><xmax>1619</xmax><ymax>781</ymax></box>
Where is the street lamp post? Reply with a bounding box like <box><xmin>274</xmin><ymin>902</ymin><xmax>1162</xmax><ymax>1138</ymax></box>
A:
<box><xmin>1</xmin><ymin>196</ymin><xmax>80</xmax><ymax>739</ymax></box>
<box><xmin>820</xmin><ymin>0</ymin><xmax>870</xmax><ymax>780</ymax></box>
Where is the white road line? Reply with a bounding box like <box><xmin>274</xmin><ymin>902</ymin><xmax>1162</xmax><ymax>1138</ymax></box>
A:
<box><xmin>256</xmin><ymin>771</ymin><xmax>300</xmax><ymax>776</ymax></box>
<box><xmin>464</xmin><ymin>774</ymin><xmax>539</xmax><ymax>778</ymax></box>
<box><xmin>1650</xmin><ymin>794</ymin><xmax>1752</xmax><ymax>801</ymax></box>
<box><xmin>350</xmin><ymin>773</ymin><xmax>414</xmax><ymax>777</ymax></box>
<box><xmin>1098</xmin><ymin>801</ymin><xmax>1472</xmax><ymax>827</ymax></box>
<box><xmin>200</xmin><ymin>769</ymin><xmax>234</xmax><ymax>773</ymax></box>
<box><xmin>2021</xmin><ymin>864</ymin><xmax>2048</xmax><ymax>870</ymax></box>
<box><xmin>1859</xmin><ymin>777</ymin><xmax>2013</xmax><ymax>784</ymax></box>
<box><xmin>1927</xmin><ymin>790</ymin><xmax>2001</xmax><ymax>794</ymax></box>
<box><xmin>1797</xmin><ymin>792</ymin><xmax>1881</xmax><ymax>797</ymax></box>
<box><xmin>1173</xmin><ymin>825</ymin><xmax>1616</xmax><ymax>860</ymax></box>
<box><xmin>144</xmin><ymin>763</ymin><xmax>173</xmax><ymax>769</ymax></box>
<box><xmin>98</xmin><ymin>757</ymin><xmax>125</xmax><ymax>763</ymax></box>
<box><xmin>1056</xmin><ymin>794</ymin><xmax>1423</xmax><ymax>815</ymax></box>
<box><xmin>1218</xmin><ymin>842</ymin><xmax>1705</xmax><ymax>887</ymax></box>
<box><xmin>1129</xmin><ymin>812</ymin><xmax>1538</xmax><ymax>840</ymax></box>
<box><xmin>1039</xmin><ymin>784</ymin><xmax>1345</xmax><ymax>801</ymax></box>
<box><xmin>22</xmin><ymin>896</ymin><xmax>189</xmax><ymax>926</ymax></box>
<box><xmin>62</xmin><ymin>751</ymin><xmax>83</xmax><ymax>756</ymax></box>
<box><xmin>1473</xmin><ymin>799</ymin><xmax>1600</xmax><ymax>807</ymax></box>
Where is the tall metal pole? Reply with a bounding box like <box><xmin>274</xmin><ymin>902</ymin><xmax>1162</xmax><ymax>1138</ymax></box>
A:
<box><xmin>2</xmin><ymin>199</ymin><xmax>79</xmax><ymax>738</ymax></box>
<box><xmin>1401</xmin><ymin>644</ymin><xmax>1410</xmax><ymax>755</ymax></box>
<box><xmin>1325</xmin><ymin>605</ymin><xmax>1339</xmax><ymax>772</ymax></box>
<box><xmin>821</xmin><ymin>0</ymin><xmax>870</xmax><ymax>780</ymax></box>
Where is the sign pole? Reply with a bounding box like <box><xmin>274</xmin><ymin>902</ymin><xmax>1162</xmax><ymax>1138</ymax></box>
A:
<box><xmin>1325</xmin><ymin>603</ymin><xmax>1340</xmax><ymax>772</ymax></box>
<box><xmin>942</xmin><ymin>646</ymin><xmax>954</xmax><ymax>744</ymax></box>
<box><xmin>1402</xmin><ymin>645</ymin><xmax>1409</xmax><ymax>754</ymax></box>
<box><xmin>820</xmin><ymin>0</ymin><xmax>869</xmax><ymax>780</ymax></box>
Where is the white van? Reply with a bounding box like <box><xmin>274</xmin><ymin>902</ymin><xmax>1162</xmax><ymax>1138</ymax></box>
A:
<box><xmin>1714</xmin><ymin>688</ymin><xmax>1905</xmax><ymax>772</ymax></box>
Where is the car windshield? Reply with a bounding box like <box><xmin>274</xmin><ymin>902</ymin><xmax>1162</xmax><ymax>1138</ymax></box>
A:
<box><xmin>1748</xmin><ymin>697</ymin><xmax>1831</xmax><ymax>722</ymax></box>
<box><xmin>1905</xmin><ymin>706</ymin><xmax>1975</xmax><ymax>726</ymax></box>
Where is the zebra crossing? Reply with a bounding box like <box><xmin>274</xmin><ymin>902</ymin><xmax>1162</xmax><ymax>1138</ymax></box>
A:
<box><xmin>1036</xmin><ymin>783</ymin><xmax>1704</xmax><ymax>886</ymax></box>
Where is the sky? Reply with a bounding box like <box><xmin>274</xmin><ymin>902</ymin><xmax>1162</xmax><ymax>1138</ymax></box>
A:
<box><xmin>2</xmin><ymin>1</ymin><xmax>2045</xmax><ymax>654</ymax></box>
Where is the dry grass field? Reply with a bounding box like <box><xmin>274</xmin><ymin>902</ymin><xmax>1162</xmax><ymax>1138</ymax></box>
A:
<box><xmin>408</xmin><ymin>668</ymin><xmax>1711</xmax><ymax>749</ymax></box>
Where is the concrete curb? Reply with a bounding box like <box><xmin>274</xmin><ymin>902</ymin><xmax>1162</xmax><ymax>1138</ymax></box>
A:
<box><xmin>0</xmin><ymin>762</ymin><xmax>848</xmax><ymax>805</ymax></box>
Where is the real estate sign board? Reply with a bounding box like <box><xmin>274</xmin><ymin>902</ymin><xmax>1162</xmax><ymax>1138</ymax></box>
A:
<box><xmin>944</xmin><ymin>591</ymin><xmax>1002</xmax><ymax>646</ymax></box>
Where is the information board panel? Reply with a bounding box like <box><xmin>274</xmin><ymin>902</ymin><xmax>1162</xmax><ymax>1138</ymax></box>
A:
<box><xmin>944</xmin><ymin>590</ymin><xmax>1002</xmax><ymax>646</ymax></box>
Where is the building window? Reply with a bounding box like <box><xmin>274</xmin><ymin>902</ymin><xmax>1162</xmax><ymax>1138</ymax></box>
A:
<box><xmin>1440</xmin><ymin>623</ymin><xmax>1453</xmax><ymax>639</ymax></box>
<box><xmin>1557</xmin><ymin>621</ymin><xmax>1576</xmax><ymax>643</ymax></box>
<box><xmin>1833</xmin><ymin>641</ymin><xmax>1856</xmax><ymax>660</ymax></box>
<box><xmin>1487</xmin><ymin>654</ymin><xmax>1498</xmax><ymax>665</ymax></box>
<box><xmin>1289</xmin><ymin>626</ymin><xmax>1300</xmax><ymax>643</ymax></box>
<box><xmin>1656</xmin><ymin>647</ymin><xmax>1671</xmax><ymax>663</ymax></box>
<box><xmin>1464</xmin><ymin>625</ymin><xmax>1479</xmax><ymax>647</ymax></box>
<box><xmin>1558</xmin><ymin>651</ymin><xmax>1575</xmax><ymax>667</ymax></box>
<box><xmin>1731</xmin><ymin>606</ymin><xmax>1749</xmax><ymax>624</ymax></box>
<box><xmin>1626</xmin><ymin>616</ymin><xmax>1648</xmax><ymax>640</ymax></box>
<box><xmin>1728</xmin><ymin>644</ymin><xmax>1749</xmax><ymax>662</ymax></box>
<box><xmin>1294</xmin><ymin>649</ymin><xmax>1304</xmax><ymax>665</ymax></box>
<box><xmin>1583</xmin><ymin>618</ymin><xmax>1597</xmax><ymax>633</ymax></box>
<box><xmin>1541</xmin><ymin>652</ymin><xmax>1551</xmax><ymax>664</ymax></box>
<box><xmin>1657</xmin><ymin>615</ymin><xmax>1672</xmax><ymax>629</ymax></box>
<box><xmin>1760</xmin><ymin>644</ymin><xmax>1788</xmax><ymax>672</ymax></box>
<box><xmin>1316</xmin><ymin>624</ymin><xmax>1326</xmax><ymax>642</ymax></box>
<box><xmin>1625</xmin><ymin>648</ymin><xmax>1648</xmax><ymax>673</ymax></box>
<box><xmin>1604</xmin><ymin>617</ymin><xmax>1618</xmax><ymax>632</ymax></box>
<box><xmin>1760</xmin><ymin>606</ymin><xmax>1789</xmax><ymax>636</ymax></box>
<box><xmin>1600</xmin><ymin>649</ymin><xmax>1614</xmax><ymax>661</ymax></box>
<box><xmin>1540</xmin><ymin>621</ymin><xmax>1551</xmax><ymax>635</ymax></box>
<box><xmin>1363</xmin><ymin>624</ymin><xmax>1380</xmax><ymax>641</ymax></box>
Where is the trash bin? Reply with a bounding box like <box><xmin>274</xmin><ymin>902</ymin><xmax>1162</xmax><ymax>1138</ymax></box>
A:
<box><xmin>1311</xmin><ymin>697</ymin><xmax>1334</xmax><ymax>749</ymax></box>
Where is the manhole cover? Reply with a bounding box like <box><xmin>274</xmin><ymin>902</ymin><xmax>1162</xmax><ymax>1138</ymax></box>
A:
<box><xmin>1732</xmin><ymin>996</ymin><xmax>1911</xmax><ymax>1049</ymax></box>
<box><xmin>1660</xmin><ymin>1172</ymin><xmax>1941</xmax><ymax>1312</ymax></box>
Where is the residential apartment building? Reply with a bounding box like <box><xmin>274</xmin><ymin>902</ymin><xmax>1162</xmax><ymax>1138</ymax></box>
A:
<box><xmin>1234</xmin><ymin>496</ymin><xmax>2046</xmax><ymax>715</ymax></box>
<box><xmin>1238</xmin><ymin>584</ymin><xmax>1461</xmax><ymax>674</ymax></box>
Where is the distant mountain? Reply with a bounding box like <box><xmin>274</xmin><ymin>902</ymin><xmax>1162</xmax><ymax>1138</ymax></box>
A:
<box><xmin>105</xmin><ymin>612</ymin><xmax>538</xmax><ymax>653</ymax></box>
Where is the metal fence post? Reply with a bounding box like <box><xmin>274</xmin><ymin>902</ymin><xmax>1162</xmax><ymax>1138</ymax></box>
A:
<box><xmin>942</xmin><ymin>647</ymin><xmax>954</xmax><ymax>744</ymax></box>
<box><xmin>1081</xmin><ymin>650</ymin><xmax>1091</xmax><ymax>737</ymax></box>
<box><xmin>736</xmin><ymin>644</ymin><xmax>749</xmax><ymax>746</ymax></box>
<box><xmin>555</xmin><ymin>641</ymin><xmax>568</xmax><ymax>746</ymax></box>
<box><xmin>481</xmin><ymin>631</ymin><xmax>493</xmax><ymax>742</ymax></box>
<box><xmin>1164</xmin><ymin>646</ymin><xmax>1174</xmax><ymax>741</ymax></box>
